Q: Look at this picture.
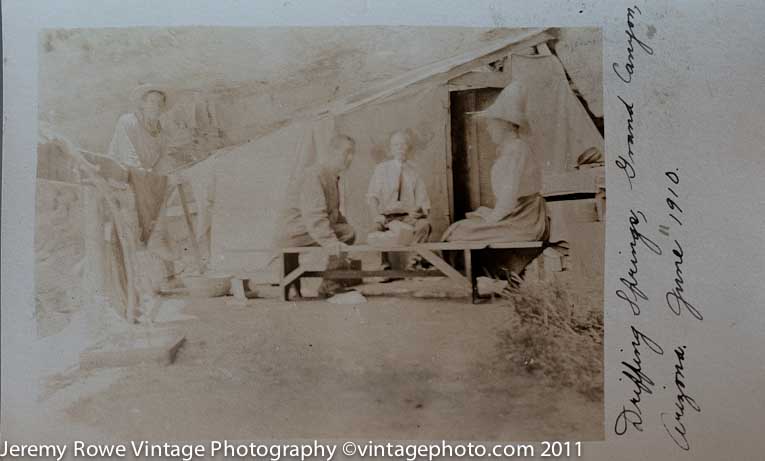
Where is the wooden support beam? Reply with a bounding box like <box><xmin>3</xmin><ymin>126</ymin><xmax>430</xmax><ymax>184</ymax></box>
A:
<box><xmin>536</xmin><ymin>42</ymin><xmax>553</xmax><ymax>56</ymax></box>
<box><xmin>325</xmin><ymin>30</ymin><xmax>553</xmax><ymax>117</ymax></box>
<box><xmin>177</xmin><ymin>183</ymin><xmax>205</xmax><ymax>273</ymax></box>
<box><xmin>447</xmin><ymin>71</ymin><xmax>512</xmax><ymax>91</ymax></box>
<box><xmin>80</xmin><ymin>331</ymin><xmax>186</xmax><ymax>370</ymax></box>
<box><xmin>282</xmin><ymin>266</ymin><xmax>306</xmax><ymax>290</ymax></box>
<box><xmin>415</xmin><ymin>249</ymin><xmax>470</xmax><ymax>289</ymax></box>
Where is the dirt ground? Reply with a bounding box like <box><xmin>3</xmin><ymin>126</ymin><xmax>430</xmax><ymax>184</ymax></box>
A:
<box><xmin>43</xmin><ymin>281</ymin><xmax>603</xmax><ymax>443</ymax></box>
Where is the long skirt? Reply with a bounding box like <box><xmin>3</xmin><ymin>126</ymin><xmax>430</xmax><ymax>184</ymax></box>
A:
<box><xmin>442</xmin><ymin>193</ymin><xmax>548</xmax><ymax>243</ymax></box>
<box><xmin>442</xmin><ymin>194</ymin><xmax>548</xmax><ymax>279</ymax></box>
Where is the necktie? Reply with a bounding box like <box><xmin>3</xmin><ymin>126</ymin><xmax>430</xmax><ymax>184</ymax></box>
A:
<box><xmin>336</xmin><ymin>176</ymin><xmax>341</xmax><ymax>210</ymax></box>
<box><xmin>396</xmin><ymin>164</ymin><xmax>404</xmax><ymax>201</ymax></box>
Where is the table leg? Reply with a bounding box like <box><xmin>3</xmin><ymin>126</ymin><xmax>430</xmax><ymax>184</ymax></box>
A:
<box><xmin>465</xmin><ymin>249</ymin><xmax>480</xmax><ymax>303</ymax></box>
<box><xmin>280</xmin><ymin>253</ymin><xmax>289</xmax><ymax>301</ymax></box>
<box><xmin>281</xmin><ymin>253</ymin><xmax>306</xmax><ymax>301</ymax></box>
<box><xmin>231</xmin><ymin>278</ymin><xmax>247</xmax><ymax>301</ymax></box>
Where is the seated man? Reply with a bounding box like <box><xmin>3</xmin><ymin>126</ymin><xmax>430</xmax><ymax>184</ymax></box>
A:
<box><xmin>277</xmin><ymin>134</ymin><xmax>357</xmax><ymax>297</ymax></box>
<box><xmin>367</xmin><ymin>130</ymin><xmax>431</xmax><ymax>272</ymax></box>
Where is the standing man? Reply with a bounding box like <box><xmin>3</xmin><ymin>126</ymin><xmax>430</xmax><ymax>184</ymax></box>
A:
<box><xmin>109</xmin><ymin>84</ymin><xmax>176</xmax><ymax>173</ymax></box>
<box><xmin>105</xmin><ymin>84</ymin><xmax>179</xmax><ymax>319</ymax></box>
<box><xmin>367</xmin><ymin>130</ymin><xmax>431</xmax><ymax>271</ymax></box>
<box><xmin>278</xmin><ymin>134</ymin><xmax>357</xmax><ymax>298</ymax></box>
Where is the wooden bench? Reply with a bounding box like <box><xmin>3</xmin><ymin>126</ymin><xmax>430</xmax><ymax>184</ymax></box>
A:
<box><xmin>278</xmin><ymin>241</ymin><xmax>544</xmax><ymax>303</ymax></box>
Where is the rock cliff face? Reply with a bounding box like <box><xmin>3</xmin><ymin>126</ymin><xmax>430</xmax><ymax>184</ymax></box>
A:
<box><xmin>39</xmin><ymin>26</ymin><xmax>516</xmax><ymax>157</ymax></box>
<box><xmin>35</xmin><ymin>180</ymin><xmax>84</xmax><ymax>336</ymax></box>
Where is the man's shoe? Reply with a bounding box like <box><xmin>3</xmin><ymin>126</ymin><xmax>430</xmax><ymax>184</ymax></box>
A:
<box><xmin>379</xmin><ymin>263</ymin><xmax>403</xmax><ymax>283</ymax></box>
<box><xmin>317</xmin><ymin>280</ymin><xmax>348</xmax><ymax>298</ymax></box>
<box><xmin>405</xmin><ymin>255</ymin><xmax>431</xmax><ymax>271</ymax></box>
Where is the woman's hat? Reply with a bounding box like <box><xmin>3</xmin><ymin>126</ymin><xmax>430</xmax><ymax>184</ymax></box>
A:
<box><xmin>467</xmin><ymin>80</ymin><xmax>528</xmax><ymax>128</ymax></box>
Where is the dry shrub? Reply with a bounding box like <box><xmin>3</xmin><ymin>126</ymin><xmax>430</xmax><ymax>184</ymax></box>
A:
<box><xmin>495</xmin><ymin>278</ymin><xmax>603</xmax><ymax>401</ymax></box>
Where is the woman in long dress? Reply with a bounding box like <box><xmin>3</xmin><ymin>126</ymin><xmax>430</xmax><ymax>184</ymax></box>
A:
<box><xmin>442</xmin><ymin>117</ymin><xmax>548</xmax><ymax>243</ymax></box>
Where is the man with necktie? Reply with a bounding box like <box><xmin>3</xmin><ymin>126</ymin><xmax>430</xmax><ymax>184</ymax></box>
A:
<box><xmin>366</xmin><ymin>130</ymin><xmax>432</xmax><ymax>273</ymax></box>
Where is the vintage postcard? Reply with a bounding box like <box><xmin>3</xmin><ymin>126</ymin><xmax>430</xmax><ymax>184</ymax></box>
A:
<box><xmin>2</xmin><ymin>1</ymin><xmax>764</xmax><ymax>461</ymax></box>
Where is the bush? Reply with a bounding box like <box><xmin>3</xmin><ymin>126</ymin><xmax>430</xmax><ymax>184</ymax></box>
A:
<box><xmin>495</xmin><ymin>278</ymin><xmax>603</xmax><ymax>401</ymax></box>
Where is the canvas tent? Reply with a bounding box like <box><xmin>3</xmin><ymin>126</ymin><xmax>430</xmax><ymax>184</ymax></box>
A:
<box><xmin>179</xmin><ymin>27</ymin><xmax>604</xmax><ymax>280</ymax></box>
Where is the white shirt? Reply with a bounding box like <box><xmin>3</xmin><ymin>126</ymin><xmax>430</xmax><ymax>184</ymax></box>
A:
<box><xmin>366</xmin><ymin>159</ymin><xmax>431</xmax><ymax>215</ymax></box>
<box><xmin>108</xmin><ymin>113</ymin><xmax>162</xmax><ymax>170</ymax></box>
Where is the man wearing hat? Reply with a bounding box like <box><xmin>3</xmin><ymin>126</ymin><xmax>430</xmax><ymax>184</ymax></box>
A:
<box><xmin>105</xmin><ymin>84</ymin><xmax>180</xmax><ymax>316</ymax></box>
<box><xmin>108</xmin><ymin>83</ymin><xmax>176</xmax><ymax>173</ymax></box>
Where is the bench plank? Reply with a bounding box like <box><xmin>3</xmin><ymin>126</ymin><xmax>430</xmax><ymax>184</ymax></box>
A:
<box><xmin>303</xmin><ymin>269</ymin><xmax>443</xmax><ymax>279</ymax></box>
<box><xmin>279</xmin><ymin>241</ymin><xmax>542</xmax><ymax>254</ymax></box>
<box><xmin>275</xmin><ymin>240</ymin><xmax>544</xmax><ymax>302</ymax></box>
<box><xmin>488</xmin><ymin>241</ymin><xmax>544</xmax><ymax>249</ymax></box>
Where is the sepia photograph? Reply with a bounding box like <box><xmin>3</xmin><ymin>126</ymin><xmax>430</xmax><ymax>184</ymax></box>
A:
<box><xmin>33</xmin><ymin>25</ymin><xmax>605</xmax><ymax>442</ymax></box>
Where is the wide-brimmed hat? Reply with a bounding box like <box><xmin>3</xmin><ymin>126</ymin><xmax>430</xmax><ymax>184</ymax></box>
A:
<box><xmin>129</xmin><ymin>83</ymin><xmax>174</xmax><ymax>108</ymax></box>
<box><xmin>467</xmin><ymin>80</ymin><xmax>528</xmax><ymax>128</ymax></box>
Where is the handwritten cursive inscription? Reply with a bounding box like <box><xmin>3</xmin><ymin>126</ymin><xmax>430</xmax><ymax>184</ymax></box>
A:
<box><xmin>613</xmin><ymin>6</ymin><xmax>655</xmax><ymax>83</ymax></box>
<box><xmin>616</xmin><ymin>210</ymin><xmax>663</xmax><ymax>315</ymax></box>
<box><xmin>661</xmin><ymin>346</ymin><xmax>701</xmax><ymax>450</ymax></box>
<box><xmin>611</xmin><ymin>6</ymin><xmax>705</xmax><ymax>449</ymax></box>
<box><xmin>614</xmin><ymin>326</ymin><xmax>665</xmax><ymax>435</ymax></box>
<box><xmin>665</xmin><ymin>240</ymin><xmax>703</xmax><ymax>320</ymax></box>
<box><xmin>615</xmin><ymin>96</ymin><xmax>638</xmax><ymax>188</ymax></box>
<box><xmin>662</xmin><ymin>172</ymin><xmax>702</xmax><ymax>321</ymax></box>
<box><xmin>665</xmin><ymin>171</ymin><xmax>683</xmax><ymax>226</ymax></box>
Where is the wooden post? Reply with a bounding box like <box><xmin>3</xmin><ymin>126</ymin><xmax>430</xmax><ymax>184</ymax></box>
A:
<box><xmin>444</xmin><ymin>89</ymin><xmax>455</xmax><ymax>226</ymax></box>
<box><xmin>176</xmin><ymin>182</ymin><xmax>205</xmax><ymax>274</ymax></box>
<box><xmin>537</xmin><ymin>252</ymin><xmax>546</xmax><ymax>281</ymax></box>
<box><xmin>464</xmin><ymin>248</ymin><xmax>479</xmax><ymax>303</ymax></box>
<box><xmin>466</xmin><ymin>92</ymin><xmax>482</xmax><ymax>210</ymax></box>
<box><xmin>231</xmin><ymin>278</ymin><xmax>248</xmax><ymax>302</ymax></box>
<box><xmin>280</xmin><ymin>253</ymin><xmax>289</xmax><ymax>302</ymax></box>
<box><xmin>82</xmin><ymin>184</ymin><xmax>106</xmax><ymax>302</ymax></box>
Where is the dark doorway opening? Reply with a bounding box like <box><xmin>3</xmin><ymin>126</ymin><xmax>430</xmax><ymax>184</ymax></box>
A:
<box><xmin>449</xmin><ymin>88</ymin><xmax>502</xmax><ymax>222</ymax></box>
